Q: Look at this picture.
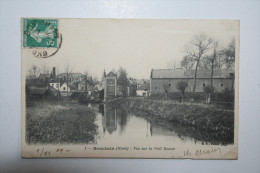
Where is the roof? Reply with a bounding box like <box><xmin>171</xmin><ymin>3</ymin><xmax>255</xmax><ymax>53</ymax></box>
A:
<box><xmin>57</xmin><ymin>73</ymin><xmax>84</xmax><ymax>78</ymax></box>
<box><xmin>49</xmin><ymin>78</ymin><xmax>62</xmax><ymax>83</ymax></box>
<box><xmin>39</xmin><ymin>74</ymin><xmax>51</xmax><ymax>78</ymax></box>
<box><xmin>137</xmin><ymin>82</ymin><xmax>150</xmax><ymax>90</ymax></box>
<box><xmin>151</xmin><ymin>69</ymin><xmax>234</xmax><ymax>79</ymax></box>
<box><xmin>151</xmin><ymin>69</ymin><xmax>185</xmax><ymax>78</ymax></box>
<box><xmin>26</xmin><ymin>78</ymin><xmax>47</xmax><ymax>87</ymax></box>
<box><xmin>128</xmin><ymin>78</ymin><xmax>149</xmax><ymax>85</ymax></box>
<box><xmin>106</xmin><ymin>71</ymin><xmax>117</xmax><ymax>77</ymax></box>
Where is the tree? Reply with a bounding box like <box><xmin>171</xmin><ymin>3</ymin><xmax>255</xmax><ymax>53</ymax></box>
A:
<box><xmin>184</xmin><ymin>33</ymin><xmax>213</xmax><ymax>92</ymax></box>
<box><xmin>27</xmin><ymin>64</ymin><xmax>39</xmax><ymax>77</ymax></box>
<box><xmin>117</xmin><ymin>67</ymin><xmax>129</xmax><ymax>97</ymax></box>
<box><xmin>200</xmin><ymin>41</ymin><xmax>220</xmax><ymax>87</ymax></box>
<box><xmin>64</xmin><ymin>64</ymin><xmax>72</xmax><ymax>97</ymax></box>
<box><xmin>83</xmin><ymin>71</ymin><xmax>93</xmax><ymax>93</ymax></box>
<box><xmin>162</xmin><ymin>83</ymin><xmax>170</xmax><ymax>99</ymax></box>
<box><xmin>203</xmin><ymin>85</ymin><xmax>215</xmax><ymax>104</ymax></box>
<box><xmin>166</xmin><ymin>60</ymin><xmax>177</xmax><ymax>69</ymax></box>
<box><xmin>221</xmin><ymin>38</ymin><xmax>235</xmax><ymax>69</ymax></box>
<box><xmin>176</xmin><ymin>81</ymin><xmax>188</xmax><ymax>102</ymax></box>
<box><xmin>40</xmin><ymin>63</ymin><xmax>50</xmax><ymax>75</ymax></box>
<box><xmin>180</xmin><ymin>55</ymin><xmax>195</xmax><ymax>69</ymax></box>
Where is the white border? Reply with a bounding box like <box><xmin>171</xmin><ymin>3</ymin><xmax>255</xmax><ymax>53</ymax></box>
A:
<box><xmin>0</xmin><ymin>0</ymin><xmax>260</xmax><ymax>172</ymax></box>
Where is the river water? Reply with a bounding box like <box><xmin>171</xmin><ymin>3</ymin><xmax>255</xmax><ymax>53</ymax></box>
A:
<box><xmin>91</xmin><ymin>104</ymin><xmax>225</xmax><ymax>147</ymax></box>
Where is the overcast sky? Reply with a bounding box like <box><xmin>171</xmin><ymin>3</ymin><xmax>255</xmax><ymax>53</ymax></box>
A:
<box><xmin>23</xmin><ymin>19</ymin><xmax>239</xmax><ymax>80</ymax></box>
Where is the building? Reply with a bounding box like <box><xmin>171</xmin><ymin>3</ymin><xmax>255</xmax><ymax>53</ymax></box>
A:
<box><xmin>49</xmin><ymin>78</ymin><xmax>61</xmax><ymax>90</ymax></box>
<box><xmin>103</xmin><ymin>71</ymin><xmax>117</xmax><ymax>100</ymax></box>
<box><xmin>56</xmin><ymin>73</ymin><xmax>84</xmax><ymax>83</ymax></box>
<box><xmin>59</xmin><ymin>82</ymin><xmax>71</xmax><ymax>92</ymax></box>
<box><xmin>136</xmin><ymin>82</ymin><xmax>150</xmax><ymax>96</ymax></box>
<box><xmin>38</xmin><ymin>73</ymin><xmax>51</xmax><ymax>80</ymax></box>
<box><xmin>150</xmin><ymin>69</ymin><xmax>234</xmax><ymax>95</ymax></box>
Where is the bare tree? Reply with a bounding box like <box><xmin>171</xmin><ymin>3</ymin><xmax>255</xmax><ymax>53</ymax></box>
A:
<box><xmin>64</xmin><ymin>64</ymin><xmax>73</xmax><ymax>97</ymax></box>
<box><xmin>83</xmin><ymin>71</ymin><xmax>92</xmax><ymax>93</ymax></box>
<box><xmin>184</xmin><ymin>33</ymin><xmax>213</xmax><ymax>92</ymax></box>
<box><xmin>40</xmin><ymin>63</ymin><xmax>50</xmax><ymax>75</ymax></box>
<box><xmin>166</xmin><ymin>60</ymin><xmax>177</xmax><ymax>69</ymax></box>
<box><xmin>180</xmin><ymin>55</ymin><xmax>195</xmax><ymax>69</ymax></box>
<box><xmin>221</xmin><ymin>38</ymin><xmax>235</xmax><ymax>69</ymax></box>
<box><xmin>200</xmin><ymin>41</ymin><xmax>220</xmax><ymax>87</ymax></box>
<box><xmin>27</xmin><ymin>64</ymin><xmax>39</xmax><ymax>77</ymax></box>
<box><xmin>176</xmin><ymin>81</ymin><xmax>188</xmax><ymax>102</ymax></box>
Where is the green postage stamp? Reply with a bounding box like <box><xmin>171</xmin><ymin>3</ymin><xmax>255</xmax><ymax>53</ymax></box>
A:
<box><xmin>23</xmin><ymin>18</ymin><xmax>58</xmax><ymax>48</ymax></box>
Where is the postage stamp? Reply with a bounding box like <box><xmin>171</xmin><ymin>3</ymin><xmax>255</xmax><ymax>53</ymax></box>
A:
<box><xmin>23</xmin><ymin>19</ymin><xmax>58</xmax><ymax>48</ymax></box>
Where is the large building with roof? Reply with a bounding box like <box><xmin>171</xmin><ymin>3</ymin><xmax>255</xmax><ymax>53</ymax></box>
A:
<box><xmin>150</xmin><ymin>69</ymin><xmax>235</xmax><ymax>95</ymax></box>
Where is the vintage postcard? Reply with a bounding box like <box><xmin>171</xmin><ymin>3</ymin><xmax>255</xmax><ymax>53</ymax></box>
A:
<box><xmin>21</xmin><ymin>18</ymin><xmax>239</xmax><ymax>159</ymax></box>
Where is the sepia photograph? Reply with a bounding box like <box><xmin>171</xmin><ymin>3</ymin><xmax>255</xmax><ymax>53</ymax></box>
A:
<box><xmin>21</xmin><ymin>18</ymin><xmax>239</xmax><ymax>159</ymax></box>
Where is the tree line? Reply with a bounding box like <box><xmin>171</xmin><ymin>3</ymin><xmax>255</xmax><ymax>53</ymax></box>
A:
<box><xmin>181</xmin><ymin>33</ymin><xmax>235</xmax><ymax>92</ymax></box>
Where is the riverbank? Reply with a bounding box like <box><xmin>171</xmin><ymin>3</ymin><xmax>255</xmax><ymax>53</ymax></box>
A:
<box><xmin>26</xmin><ymin>99</ymin><xmax>98</xmax><ymax>144</ymax></box>
<box><xmin>107</xmin><ymin>97</ymin><xmax>234</xmax><ymax>143</ymax></box>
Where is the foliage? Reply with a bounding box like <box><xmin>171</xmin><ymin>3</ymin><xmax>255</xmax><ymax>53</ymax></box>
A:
<box><xmin>221</xmin><ymin>39</ymin><xmax>235</xmax><ymax>69</ymax></box>
<box><xmin>176</xmin><ymin>81</ymin><xmax>188</xmax><ymax>94</ymax></box>
<box><xmin>117</xmin><ymin>67</ymin><xmax>129</xmax><ymax>96</ymax></box>
<box><xmin>26</xmin><ymin>100</ymin><xmax>98</xmax><ymax>144</ymax></box>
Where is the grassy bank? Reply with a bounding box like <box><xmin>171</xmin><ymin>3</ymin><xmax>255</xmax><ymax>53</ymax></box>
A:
<box><xmin>26</xmin><ymin>99</ymin><xmax>98</xmax><ymax>144</ymax></box>
<box><xmin>108</xmin><ymin>97</ymin><xmax>234</xmax><ymax>143</ymax></box>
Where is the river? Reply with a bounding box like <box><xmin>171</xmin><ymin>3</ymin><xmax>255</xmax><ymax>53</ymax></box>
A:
<box><xmin>90</xmin><ymin>104</ymin><xmax>227</xmax><ymax>147</ymax></box>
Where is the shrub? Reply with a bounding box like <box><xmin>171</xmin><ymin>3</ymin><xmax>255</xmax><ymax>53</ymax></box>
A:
<box><xmin>71</xmin><ymin>92</ymin><xmax>81</xmax><ymax>99</ymax></box>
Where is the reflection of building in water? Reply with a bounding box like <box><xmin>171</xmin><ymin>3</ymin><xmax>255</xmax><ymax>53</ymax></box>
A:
<box><xmin>102</xmin><ymin>104</ymin><xmax>117</xmax><ymax>134</ymax></box>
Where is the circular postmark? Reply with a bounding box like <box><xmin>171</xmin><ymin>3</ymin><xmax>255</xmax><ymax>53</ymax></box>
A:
<box><xmin>30</xmin><ymin>33</ymin><xmax>63</xmax><ymax>58</ymax></box>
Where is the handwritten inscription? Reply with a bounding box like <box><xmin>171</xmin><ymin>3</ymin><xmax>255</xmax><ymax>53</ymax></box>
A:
<box><xmin>35</xmin><ymin>148</ymin><xmax>71</xmax><ymax>157</ymax></box>
<box><xmin>184</xmin><ymin>148</ymin><xmax>222</xmax><ymax>158</ymax></box>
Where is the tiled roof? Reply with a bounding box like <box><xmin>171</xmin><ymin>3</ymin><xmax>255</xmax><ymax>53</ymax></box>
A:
<box><xmin>151</xmin><ymin>69</ymin><xmax>234</xmax><ymax>79</ymax></box>
<box><xmin>151</xmin><ymin>69</ymin><xmax>185</xmax><ymax>78</ymax></box>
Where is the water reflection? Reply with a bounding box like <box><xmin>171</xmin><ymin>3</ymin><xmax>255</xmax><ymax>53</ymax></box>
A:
<box><xmin>99</xmin><ymin>104</ymin><xmax>128</xmax><ymax>134</ymax></box>
<box><xmin>95</xmin><ymin>104</ymin><xmax>231</xmax><ymax>146</ymax></box>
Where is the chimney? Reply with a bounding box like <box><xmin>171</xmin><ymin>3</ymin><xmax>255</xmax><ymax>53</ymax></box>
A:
<box><xmin>53</xmin><ymin>67</ymin><xmax>56</xmax><ymax>78</ymax></box>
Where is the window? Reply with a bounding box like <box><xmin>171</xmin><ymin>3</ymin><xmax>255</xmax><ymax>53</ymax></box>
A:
<box><xmin>203</xmin><ymin>83</ymin><xmax>205</xmax><ymax>86</ymax></box>
<box><xmin>155</xmin><ymin>87</ymin><xmax>157</xmax><ymax>89</ymax></box>
<box><xmin>221</xmin><ymin>83</ymin><xmax>223</xmax><ymax>87</ymax></box>
<box><xmin>63</xmin><ymin>87</ymin><xmax>66</xmax><ymax>90</ymax></box>
<box><xmin>169</xmin><ymin>84</ymin><xmax>171</xmax><ymax>86</ymax></box>
<box><xmin>56</xmin><ymin>84</ymin><xmax>59</xmax><ymax>88</ymax></box>
<box><xmin>52</xmin><ymin>84</ymin><xmax>54</xmax><ymax>87</ymax></box>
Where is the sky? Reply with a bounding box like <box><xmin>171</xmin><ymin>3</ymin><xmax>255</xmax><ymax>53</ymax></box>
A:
<box><xmin>22</xmin><ymin>19</ymin><xmax>239</xmax><ymax>80</ymax></box>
